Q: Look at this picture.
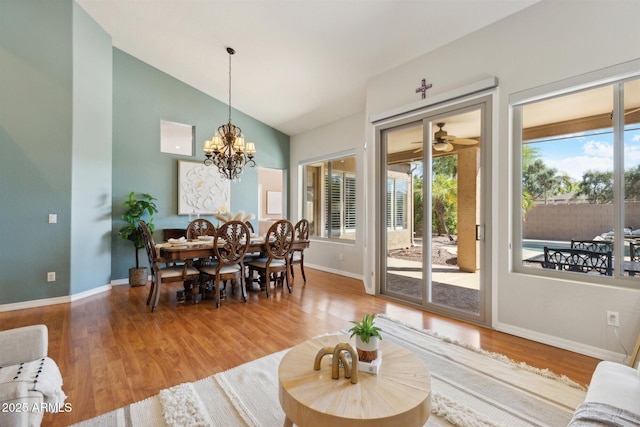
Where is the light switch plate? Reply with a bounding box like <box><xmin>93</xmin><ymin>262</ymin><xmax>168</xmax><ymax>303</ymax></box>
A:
<box><xmin>48</xmin><ymin>214</ymin><xmax>57</xmax><ymax>223</ymax></box>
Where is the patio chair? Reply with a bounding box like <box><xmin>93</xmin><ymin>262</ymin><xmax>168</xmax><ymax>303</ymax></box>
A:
<box><xmin>570</xmin><ymin>240</ymin><xmax>613</xmax><ymax>253</ymax></box>
<box><xmin>631</xmin><ymin>242</ymin><xmax>639</xmax><ymax>262</ymax></box>
<box><xmin>543</xmin><ymin>246</ymin><xmax>612</xmax><ymax>276</ymax></box>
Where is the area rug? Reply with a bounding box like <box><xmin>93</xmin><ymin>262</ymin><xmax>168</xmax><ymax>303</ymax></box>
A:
<box><xmin>72</xmin><ymin>315</ymin><xmax>586</xmax><ymax>427</ymax></box>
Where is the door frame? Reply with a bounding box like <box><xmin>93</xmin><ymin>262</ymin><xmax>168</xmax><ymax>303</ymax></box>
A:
<box><xmin>373</xmin><ymin>92</ymin><xmax>494</xmax><ymax>327</ymax></box>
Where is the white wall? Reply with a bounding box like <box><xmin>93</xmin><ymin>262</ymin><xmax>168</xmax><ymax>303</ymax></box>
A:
<box><xmin>290</xmin><ymin>112</ymin><xmax>365</xmax><ymax>279</ymax></box>
<box><xmin>364</xmin><ymin>0</ymin><xmax>640</xmax><ymax>360</ymax></box>
<box><xmin>293</xmin><ymin>0</ymin><xmax>640</xmax><ymax>360</ymax></box>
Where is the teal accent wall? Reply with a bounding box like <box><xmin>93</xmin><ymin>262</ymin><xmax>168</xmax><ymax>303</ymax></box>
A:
<box><xmin>0</xmin><ymin>0</ymin><xmax>74</xmax><ymax>304</ymax></box>
<box><xmin>111</xmin><ymin>49</ymin><xmax>290</xmax><ymax>280</ymax></box>
<box><xmin>71</xmin><ymin>3</ymin><xmax>112</xmax><ymax>294</ymax></box>
<box><xmin>0</xmin><ymin>0</ymin><xmax>289</xmax><ymax>304</ymax></box>
<box><xmin>0</xmin><ymin>0</ymin><xmax>112</xmax><ymax>305</ymax></box>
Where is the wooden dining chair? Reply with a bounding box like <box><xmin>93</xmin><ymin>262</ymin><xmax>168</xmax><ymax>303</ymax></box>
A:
<box><xmin>243</xmin><ymin>220</ymin><xmax>262</xmax><ymax>265</ymax></box>
<box><xmin>139</xmin><ymin>221</ymin><xmax>200</xmax><ymax>312</ymax></box>
<box><xmin>186</xmin><ymin>218</ymin><xmax>217</xmax><ymax>270</ymax></box>
<box><xmin>186</xmin><ymin>218</ymin><xmax>216</xmax><ymax>239</ymax></box>
<box><xmin>198</xmin><ymin>221</ymin><xmax>250</xmax><ymax>308</ymax></box>
<box><xmin>247</xmin><ymin>219</ymin><xmax>294</xmax><ymax>297</ymax></box>
<box><xmin>290</xmin><ymin>219</ymin><xmax>310</xmax><ymax>283</ymax></box>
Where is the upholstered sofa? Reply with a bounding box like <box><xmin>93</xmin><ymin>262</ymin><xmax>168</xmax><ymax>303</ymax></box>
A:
<box><xmin>0</xmin><ymin>325</ymin><xmax>66</xmax><ymax>427</ymax></box>
<box><xmin>568</xmin><ymin>360</ymin><xmax>640</xmax><ymax>426</ymax></box>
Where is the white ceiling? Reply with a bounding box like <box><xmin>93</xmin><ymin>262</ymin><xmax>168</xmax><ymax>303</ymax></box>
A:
<box><xmin>76</xmin><ymin>0</ymin><xmax>539</xmax><ymax>136</ymax></box>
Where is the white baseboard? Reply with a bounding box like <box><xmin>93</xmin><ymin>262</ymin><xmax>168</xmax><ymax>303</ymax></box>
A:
<box><xmin>304</xmin><ymin>263</ymin><xmax>364</xmax><ymax>281</ymax></box>
<box><xmin>495</xmin><ymin>321</ymin><xmax>626</xmax><ymax>363</ymax></box>
<box><xmin>0</xmin><ymin>284</ymin><xmax>112</xmax><ymax>312</ymax></box>
<box><xmin>0</xmin><ymin>269</ymin><xmax>362</xmax><ymax>313</ymax></box>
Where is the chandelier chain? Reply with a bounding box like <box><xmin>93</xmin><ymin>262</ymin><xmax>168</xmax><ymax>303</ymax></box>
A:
<box><xmin>228</xmin><ymin>50</ymin><xmax>232</xmax><ymax>123</ymax></box>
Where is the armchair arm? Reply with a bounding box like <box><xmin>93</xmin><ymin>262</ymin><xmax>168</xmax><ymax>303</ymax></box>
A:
<box><xmin>0</xmin><ymin>325</ymin><xmax>48</xmax><ymax>366</ymax></box>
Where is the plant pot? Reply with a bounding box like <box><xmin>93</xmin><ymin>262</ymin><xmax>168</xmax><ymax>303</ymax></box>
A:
<box><xmin>355</xmin><ymin>336</ymin><xmax>379</xmax><ymax>362</ymax></box>
<box><xmin>129</xmin><ymin>267</ymin><xmax>148</xmax><ymax>287</ymax></box>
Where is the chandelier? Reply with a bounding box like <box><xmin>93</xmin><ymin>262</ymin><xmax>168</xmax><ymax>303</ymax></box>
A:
<box><xmin>203</xmin><ymin>47</ymin><xmax>256</xmax><ymax>181</ymax></box>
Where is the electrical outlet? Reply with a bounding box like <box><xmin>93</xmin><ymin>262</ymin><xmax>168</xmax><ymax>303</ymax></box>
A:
<box><xmin>607</xmin><ymin>311</ymin><xmax>620</xmax><ymax>327</ymax></box>
<box><xmin>47</xmin><ymin>272</ymin><xmax>56</xmax><ymax>282</ymax></box>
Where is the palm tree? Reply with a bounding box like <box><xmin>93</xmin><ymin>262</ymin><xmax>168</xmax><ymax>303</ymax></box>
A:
<box><xmin>432</xmin><ymin>173</ymin><xmax>457</xmax><ymax>239</ymax></box>
<box><xmin>413</xmin><ymin>172</ymin><xmax>423</xmax><ymax>237</ymax></box>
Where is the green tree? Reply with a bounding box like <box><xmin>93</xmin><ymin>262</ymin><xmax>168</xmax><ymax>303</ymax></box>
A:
<box><xmin>575</xmin><ymin>170</ymin><xmax>614</xmax><ymax>204</ymax></box>
<box><xmin>625</xmin><ymin>165</ymin><xmax>640</xmax><ymax>201</ymax></box>
<box><xmin>522</xmin><ymin>144</ymin><xmax>577</xmax><ymax>216</ymax></box>
<box><xmin>432</xmin><ymin>174</ymin><xmax>457</xmax><ymax>238</ymax></box>
<box><xmin>432</xmin><ymin>155</ymin><xmax>457</xmax><ymax>176</ymax></box>
<box><xmin>413</xmin><ymin>173</ymin><xmax>423</xmax><ymax>237</ymax></box>
<box><xmin>431</xmin><ymin>156</ymin><xmax>458</xmax><ymax>239</ymax></box>
<box><xmin>523</xmin><ymin>159</ymin><xmax>559</xmax><ymax>203</ymax></box>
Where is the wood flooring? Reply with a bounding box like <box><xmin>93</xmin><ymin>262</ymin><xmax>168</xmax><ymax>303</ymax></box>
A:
<box><xmin>0</xmin><ymin>268</ymin><xmax>600</xmax><ymax>426</ymax></box>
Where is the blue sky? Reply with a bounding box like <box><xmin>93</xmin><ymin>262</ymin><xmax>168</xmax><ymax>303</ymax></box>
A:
<box><xmin>529</xmin><ymin>126</ymin><xmax>640</xmax><ymax>181</ymax></box>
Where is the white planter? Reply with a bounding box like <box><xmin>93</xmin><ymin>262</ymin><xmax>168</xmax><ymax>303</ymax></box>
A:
<box><xmin>355</xmin><ymin>336</ymin><xmax>379</xmax><ymax>362</ymax></box>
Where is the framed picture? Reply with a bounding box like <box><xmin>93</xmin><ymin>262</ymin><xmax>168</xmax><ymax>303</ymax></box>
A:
<box><xmin>267</xmin><ymin>191</ymin><xmax>282</xmax><ymax>215</ymax></box>
<box><xmin>178</xmin><ymin>160</ymin><xmax>230</xmax><ymax>215</ymax></box>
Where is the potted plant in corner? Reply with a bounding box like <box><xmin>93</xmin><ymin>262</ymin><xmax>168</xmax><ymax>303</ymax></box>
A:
<box><xmin>348</xmin><ymin>313</ymin><xmax>383</xmax><ymax>362</ymax></box>
<box><xmin>118</xmin><ymin>192</ymin><xmax>158</xmax><ymax>287</ymax></box>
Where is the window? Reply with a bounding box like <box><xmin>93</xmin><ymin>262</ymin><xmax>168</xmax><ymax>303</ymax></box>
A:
<box><xmin>302</xmin><ymin>154</ymin><xmax>356</xmax><ymax>241</ymax></box>
<box><xmin>160</xmin><ymin>120</ymin><xmax>195</xmax><ymax>156</ymax></box>
<box><xmin>386</xmin><ymin>177</ymin><xmax>408</xmax><ymax>230</ymax></box>
<box><xmin>513</xmin><ymin>69</ymin><xmax>640</xmax><ymax>281</ymax></box>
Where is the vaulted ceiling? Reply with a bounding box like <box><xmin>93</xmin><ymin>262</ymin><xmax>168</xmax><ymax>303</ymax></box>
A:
<box><xmin>76</xmin><ymin>0</ymin><xmax>539</xmax><ymax>136</ymax></box>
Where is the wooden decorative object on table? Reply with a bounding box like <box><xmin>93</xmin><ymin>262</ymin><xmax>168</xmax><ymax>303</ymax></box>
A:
<box><xmin>279</xmin><ymin>334</ymin><xmax>431</xmax><ymax>427</ymax></box>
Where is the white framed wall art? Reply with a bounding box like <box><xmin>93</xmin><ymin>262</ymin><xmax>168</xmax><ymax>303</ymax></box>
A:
<box><xmin>178</xmin><ymin>160</ymin><xmax>230</xmax><ymax>215</ymax></box>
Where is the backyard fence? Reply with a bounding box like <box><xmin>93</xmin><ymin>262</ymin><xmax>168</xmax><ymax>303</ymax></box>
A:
<box><xmin>523</xmin><ymin>202</ymin><xmax>640</xmax><ymax>241</ymax></box>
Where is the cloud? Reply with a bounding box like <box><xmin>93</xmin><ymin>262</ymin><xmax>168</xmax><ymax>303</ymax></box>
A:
<box><xmin>530</xmin><ymin>129</ymin><xmax>640</xmax><ymax>180</ymax></box>
<box><xmin>583</xmin><ymin>140</ymin><xmax>613</xmax><ymax>157</ymax></box>
<box><xmin>625</xmin><ymin>144</ymin><xmax>640</xmax><ymax>169</ymax></box>
<box><xmin>542</xmin><ymin>139</ymin><xmax>612</xmax><ymax>180</ymax></box>
<box><xmin>547</xmin><ymin>155</ymin><xmax>612</xmax><ymax>180</ymax></box>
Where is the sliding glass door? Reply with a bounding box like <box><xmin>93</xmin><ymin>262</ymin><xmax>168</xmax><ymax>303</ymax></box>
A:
<box><xmin>384</xmin><ymin>121</ymin><xmax>425</xmax><ymax>301</ymax></box>
<box><xmin>380</xmin><ymin>98</ymin><xmax>490</xmax><ymax>325</ymax></box>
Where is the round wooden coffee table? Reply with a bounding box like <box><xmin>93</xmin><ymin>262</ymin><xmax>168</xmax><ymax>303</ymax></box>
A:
<box><xmin>278</xmin><ymin>334</ymin><xmax>431</xmax><ymax>427</ymax></box>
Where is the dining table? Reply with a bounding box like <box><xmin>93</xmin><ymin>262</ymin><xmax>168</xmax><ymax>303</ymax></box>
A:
<box><xmin>156</xmin><ymin>236</ymin><xmax>310</xmax><ymax>299</ymax></box>
<box><xmin>157</xmin><ymin>236</ymin><xmax>309</xmax><ymax>262</ymax></box>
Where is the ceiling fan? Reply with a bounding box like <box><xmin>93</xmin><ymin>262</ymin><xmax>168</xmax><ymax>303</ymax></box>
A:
<box><xmin>411</xmin><ymin>122</ymin><xmax>480</xmax><ymax>154</ymax></box>
<box><xmin>431</xmin><ymin>122</ymin><xmax>479</xmax><ymax>152</ymax></box>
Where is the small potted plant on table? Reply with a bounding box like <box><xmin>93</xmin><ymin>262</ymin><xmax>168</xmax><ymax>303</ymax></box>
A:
<box><xmin>348</xmin><ymin>313</ymin><xmax>383</xmax><ymax>362</ymax></box>
<box><xmin>118</xmin><ymin>192</ymin><xmax>158</xmax><ymax>286</ymax></box>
